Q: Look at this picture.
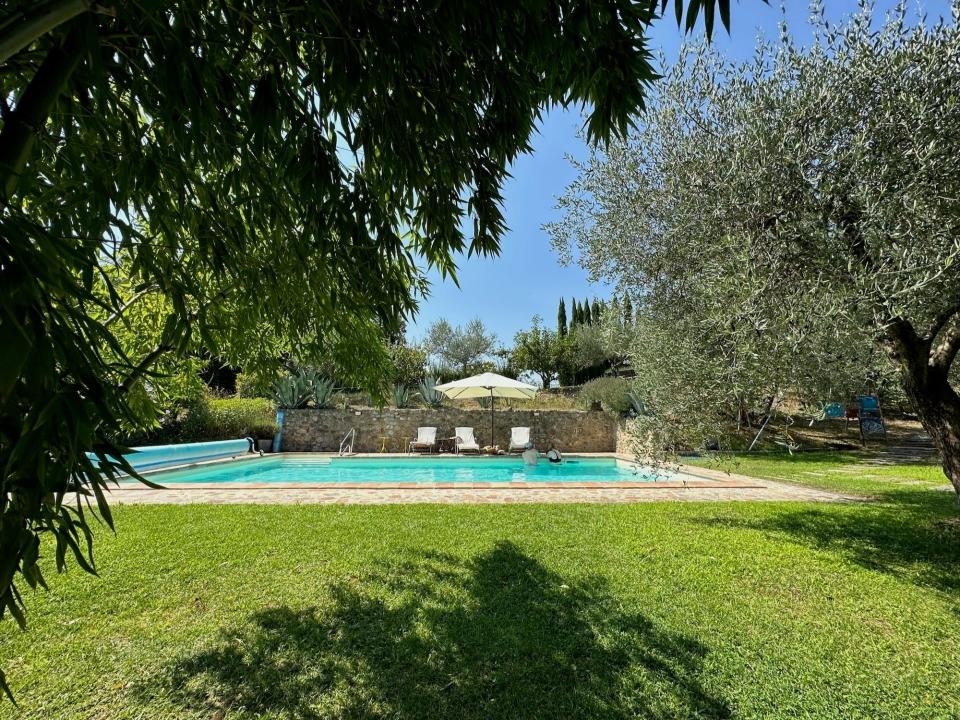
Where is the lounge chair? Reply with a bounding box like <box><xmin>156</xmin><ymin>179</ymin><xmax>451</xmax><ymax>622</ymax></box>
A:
<box><xmin>408</xmin><ymin>426</ymin><xmax>437</xmax><ymax>454</ymax></box>
<box><xmin>857</xmin><ymin>394</ymin><xmax>887</xmax><ymax>442</ymax></box>
<box><xmin>454</xmin><ymin>427</ymin><xmax>480</xmax><ymax>454</ymax></box>
<box><xmin>508</xmin><ymin>426</ymin><xmax>531</xmax><ymax>453</ymax></box>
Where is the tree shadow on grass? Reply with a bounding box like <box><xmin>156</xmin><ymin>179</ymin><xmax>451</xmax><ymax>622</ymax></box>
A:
<box><xmin>141</xmin><ymin>542</ymin><xmax>730</xmax><ymax>719</ymax></box>
<box><xmin>698</xmin><ymin>489</ymin><xmax>960</xmax><ymax>595</ymax></box>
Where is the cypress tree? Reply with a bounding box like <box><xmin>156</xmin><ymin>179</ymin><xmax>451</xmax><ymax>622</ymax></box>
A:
<box><xmin>591</xmin><ymin>298</ymin><xmax>601</xmax><ymax>324</ymax></box>
<box><xmin>623</xmin><ymin>295</ymin><xmax>633</xmax><ymax>326</ymax></box>
<box><xmin>583</xmin><ymin>297</ymin><xmax>592</xmax><ymax>324</ymax></box>
<box><xmin>571</xmin><ymin>299</ymin><xmax>580</xmax><ymax>327</ymax></box>
<box><xmin>558</xmin><ymin>298</ymin><xmax>568</xmax><ymax>336</ymax></box>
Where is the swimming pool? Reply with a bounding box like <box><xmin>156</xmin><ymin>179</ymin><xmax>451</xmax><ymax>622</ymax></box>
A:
<box><xmin>141</xmin><ymin>455</ymin><xmax>660</xmax><ymax>485</ymax></box>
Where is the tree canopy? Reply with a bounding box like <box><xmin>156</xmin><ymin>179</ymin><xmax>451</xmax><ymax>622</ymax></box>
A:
<box><xmin>551</xmin><ymin>3</ymin><xmax>960</xmax><ymax>488</ymax></box>
<box><xmin>0</xmin><ymin>0</ymin><xmax>741</xmax><ymax>693</ymax></box>
<box><xmin>511</xmin><ymin>315</ymin><xmax>562</xmax><ymax>388</ymax></box>
<box><xmin>424</xmin><ymin>318</ymin><xmax>499</xmax><ymax>375</ymax></box>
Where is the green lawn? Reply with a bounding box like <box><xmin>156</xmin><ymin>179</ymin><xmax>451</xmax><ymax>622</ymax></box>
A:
<box><xmin>1</xmin><ymin>457</ymin><xmax>958</xmax><ymax>719</ymax></box>
<box><xmin>685</xmin><ymin>451</ymin><xmax>952</xmax><ymax>497</ymax></box>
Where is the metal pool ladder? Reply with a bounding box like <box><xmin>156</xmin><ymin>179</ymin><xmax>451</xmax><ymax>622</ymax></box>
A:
<box><xmin>339</xmin><ymin>427</ymin><xmax>356</xmax><ymax>456</ymax></box>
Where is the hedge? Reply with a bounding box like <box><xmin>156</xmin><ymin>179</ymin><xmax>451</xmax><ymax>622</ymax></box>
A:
<box><xmin>578</xmin><ymin>377</ymin><xmax>634</xmax><ymax>415</ymax></box>
<box><xmin>181</xmin><ymin>397</ymin><xmax>278</xmax><ymax>441</ymax></box>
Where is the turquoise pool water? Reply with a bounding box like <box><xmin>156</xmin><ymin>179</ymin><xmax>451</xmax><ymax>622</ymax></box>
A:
<box><xmin>144</xmin><ymin>456</ymin><xmax>652</xmax><ymax>484</ymax></box>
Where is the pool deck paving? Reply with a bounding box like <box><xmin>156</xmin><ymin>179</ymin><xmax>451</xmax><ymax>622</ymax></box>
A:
<box><xmin>109</xmin><ymin>455</ymin><xmax>853</xmax><ymax>505</ymax></box>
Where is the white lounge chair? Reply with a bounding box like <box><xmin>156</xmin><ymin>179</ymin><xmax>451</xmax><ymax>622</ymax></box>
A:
<box><xmin>409</xmin><ymin>426</ymin><xmax>438</xmax><ymax>454</ymax></box>
<box><xmin>509</xmin><ymin>426</ymin><xmax>531</xmax><ymax>453</ymax></box>
<box><xmin>454</xmin><ymin>427</ymin><xmax>480</xmax><ymax>454</ymax></box>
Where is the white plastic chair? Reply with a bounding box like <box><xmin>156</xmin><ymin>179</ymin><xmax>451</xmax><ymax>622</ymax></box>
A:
<box><xmin>509</xmin><ymin>426</ymin><xmax>531</xmax><ymax>453</ymax></box>
<box><xmin>409</xmin><ymin>426</ymin><xmax>438</xmax><ymax>453</ymax></box>
<box><xmin>454</xmin><ymin>427</ymin><xmax>480</xmax><ymax>454</ymax></box>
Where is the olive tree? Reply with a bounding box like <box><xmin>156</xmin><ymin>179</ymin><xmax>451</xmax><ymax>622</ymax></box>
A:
<box><xmin>425</xmin><ymin>318</ymin><xmax>499</xmax><ymax>375</ymax></box>
<box><xmin>552</xmin><ymin>2</ymin><xmax>960</xmax><ymax>491</ymax></box>
<box><xmin>511</xmin><ymin>315</ymin><xmax>563</xmax><ymax>388</ymax></box>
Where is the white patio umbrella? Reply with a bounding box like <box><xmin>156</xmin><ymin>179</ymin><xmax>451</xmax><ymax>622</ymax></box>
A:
<box><xmin>435</xmin><ymin>372</ymin><xmax>538</xmax><ymax>448</ymax></box>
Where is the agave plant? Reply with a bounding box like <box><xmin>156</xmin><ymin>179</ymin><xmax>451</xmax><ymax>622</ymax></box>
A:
<box><xmin>312</xmin><ymin>376</ymin><xmax>336</xmax><ymax>408</ymax></box>
<box><xmin>272</xmin><ymin>373</ymin><xmax>312</xmax><ymax>409</ymax></box>
<box><xmin>393</xmin><ymin>383</ymin><xmax>411</xmax><ymax>409</ymax></box>
<box><xmin>273</xmin><ymin>369</ymin><xmax>335</xmax><ymax>409</ymax></box>
<box><xmin>627</xmin><ymin>391</ymin><xmax>647</xmax><ymax>417</ymax></box>
<box><xmin>418</xmin><ymin>376</ymin><xmax>444</xmax><ymax>408</ymax></box>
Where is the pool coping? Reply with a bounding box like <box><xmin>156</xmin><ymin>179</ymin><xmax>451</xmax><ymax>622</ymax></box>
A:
<box><xmin>114</xmin><ymin>452</ymin><xmax>767</xmax><ymax>491</ymax></box>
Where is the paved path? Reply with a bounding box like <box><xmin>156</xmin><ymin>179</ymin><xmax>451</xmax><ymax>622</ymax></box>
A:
<box><xmin>108</xmin><ymin>467</ymin><xmax>849</xmax><ymax>505</ymax></box>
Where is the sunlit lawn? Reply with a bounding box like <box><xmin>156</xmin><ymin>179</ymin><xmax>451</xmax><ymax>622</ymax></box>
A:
<box><xmin>1</xmin><ymin>454</ymin><xmax>958</xmax><ymax>719</ymax></box>
<box><xmin>685</xmin><ymin>450</ymin><xmax>951</xmax><ymax>497</ymax></box>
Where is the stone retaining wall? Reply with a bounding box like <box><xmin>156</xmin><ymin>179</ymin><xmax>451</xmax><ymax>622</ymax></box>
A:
<box><xmin>280</xmin><ymin>408</ymin><xmax>618</xmax><ymax>453</ymax></box>
<box><xmin>616</xmin><ymin>419</ymin><xmax>637</xmax><ymax>456</ymax></box>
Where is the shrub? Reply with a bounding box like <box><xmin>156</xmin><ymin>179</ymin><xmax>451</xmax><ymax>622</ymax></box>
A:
<box><xmin>578</xmin><ymin>377</ymin><xmax>634</xmax><ymax>415</ymax></box>
<box><xmin>388</xmin><ymin>343</ymin><xmax>427</xmax><ymax>386</ymax></box>
<box><xmin>236</xmin><ymin>371</ymin><xmax>278</xmax><ymax>399</ymax></box>
<box><xmin>178</xmin><ymin>396</ymin><xmax>211</xmax><ymax>441</ymax></box>
<box><xmin>181</xmin><ymin>397</ymin><xmax>277</xmax><ymax>441</ymax></box>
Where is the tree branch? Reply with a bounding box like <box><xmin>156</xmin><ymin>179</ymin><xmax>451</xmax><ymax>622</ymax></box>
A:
<box><xmin>0</xmin><ymin>0</ymin><xmax>93</xmax><ymax>65</ymax></box>
<box><xmin>831</xmin><ymin>198</ymin><xmax>937</xmax><ymax>373</ymax></box>
<box><xmin>103</xmin><ymin>284</ymin><xmax>160</xmax><ymax>327</ymax></box>
<box><xmin>0</xmin><ymin>18</ymin><xmax>87</xmax><ymax>203</ymax></box>
<box><xmin>930</xmin><ymin>316</ymin><xmax>960</xmax><ymax>374</ymax></box>
<box><xmin>925</xmin><ymin>301</ymin><xmax>960</xmax><ymax>341</ymax></box>
<box><xmin>118</xmin><ymin>341</ymin><xmax>173</xmax><ymax>393</ymax></box>
<box><xmin>834</xmin><ymin>201</ymin><xmax>880</xmax><ymax>275</ymax></box>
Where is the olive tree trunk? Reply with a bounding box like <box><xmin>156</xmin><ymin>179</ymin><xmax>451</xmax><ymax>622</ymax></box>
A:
<box><xmin>907</xmin><ymin>381</ymin><xmax>960</xmax><ymax>496</ymax></box>
<box><xmin>885</xmin><ymin>316</ymin><xmax>960</xmax><ymax>498</ymax></box>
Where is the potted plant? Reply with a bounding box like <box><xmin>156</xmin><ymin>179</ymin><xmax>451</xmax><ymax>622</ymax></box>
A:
<box><xmin>252</xmin><ymin>421</ymin><xmax>278</xmax><ymax>453</ymax></box>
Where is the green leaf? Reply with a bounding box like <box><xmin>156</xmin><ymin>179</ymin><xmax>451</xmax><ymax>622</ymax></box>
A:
<box><xmin>685</xmin><ymin>0</ymin><xmax>703</xmax><ymax>33</ymax></box>
<box><xmin>0</xmin><ymin>319</ymin><xmax>29</xmax><ymax>398</ymax></box>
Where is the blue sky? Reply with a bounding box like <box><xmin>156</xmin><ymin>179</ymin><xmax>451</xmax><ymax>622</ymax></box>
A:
<box><xmin>407</xmin><ymin>0</ymin><xmax>953</xmax><ymax>347</ymax></box>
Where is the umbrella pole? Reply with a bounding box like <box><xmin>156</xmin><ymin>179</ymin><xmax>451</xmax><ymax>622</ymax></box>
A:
<box><xmin>490</xmin><ymin>387</ymin><xmax>494</xmax><ymax>449</ymax></box>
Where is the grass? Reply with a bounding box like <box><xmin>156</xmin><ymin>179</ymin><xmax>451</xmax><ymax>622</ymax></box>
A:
<box><xmin>684</xmin><ymin>451</ymin><xmax>951</xmax><ymax>497</ymax></box>
<box><xmin>1</xmin><ymin>456</ymin><xmax>958</xmax><ymax>719</ymax></box>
